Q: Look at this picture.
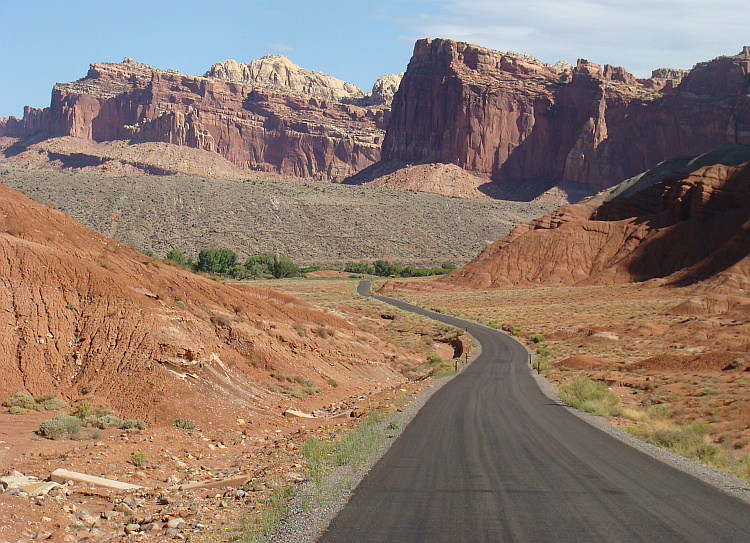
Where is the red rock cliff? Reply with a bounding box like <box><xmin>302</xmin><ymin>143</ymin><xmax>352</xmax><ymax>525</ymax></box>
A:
<box><xmin>1</xmin><ymin>57</ymin><xmax>395</xmax><ymax>181</ymax></box>
<box><xmin>382</xmin><ymin>39</ymin><xmax>750</xmax><ymax>192</ymax></box>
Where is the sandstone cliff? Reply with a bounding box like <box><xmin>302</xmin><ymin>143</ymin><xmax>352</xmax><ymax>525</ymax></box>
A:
<box><xmin>380</xmin><ymin>39</ymin><xmax>750</xmax><ymax>195</ymax></box>
<box><xmin>441</xmin><ymin>144</ymin><xmax>750</xmax><ymax>290</ymax></box>
<box><xmin>205</xmin><ymin>55</ymin><xmax>365</xmax><ymax>101</ymax></box>
<box><xmin>0</xmin><ymin>56</ymin><xmax>401</xmax><ymax>181</ymax></box>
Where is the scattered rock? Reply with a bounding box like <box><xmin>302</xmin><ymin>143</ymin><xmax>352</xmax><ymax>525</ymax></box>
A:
<box><xmin>166</xmin><ymin>517</ymin><xmax>186</xmax><ymax>529</ymax></box>
<box><xmin>282</xmin><ymin>472</ymin><xmax>306</xmax><ymax>484</ymax></box>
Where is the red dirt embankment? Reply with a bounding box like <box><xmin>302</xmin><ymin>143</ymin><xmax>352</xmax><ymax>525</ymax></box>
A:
<box><xmin>0</xmin><ymin>183</ymin><xmax>405</xmax><ymax>425</ymax></box>
<box><xmin>441</xmin><ymin>160</ymin><xmax>750</xmax><ymax>291</ymax></box>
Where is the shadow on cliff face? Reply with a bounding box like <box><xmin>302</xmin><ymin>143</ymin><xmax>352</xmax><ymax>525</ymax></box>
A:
<box><xmin>1</xmin><ymin>132</ymin><xmax>52</xmax><ymax>158</ymax></box>
<box><xmin>340</xmin><ymin>159</ymin><xmax>408</xmax><ymax>185</ymax></box>
<box><xmin>593</xmin><ymin>160</ymin><xmax>750</xmax><ymax>285</ymax></box>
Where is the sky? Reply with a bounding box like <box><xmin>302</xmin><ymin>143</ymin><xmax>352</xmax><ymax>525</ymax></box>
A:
<box><xmin>1</xmin><ymin>0</ymin><xmax>747</xmax><ymax>119</ymax></box>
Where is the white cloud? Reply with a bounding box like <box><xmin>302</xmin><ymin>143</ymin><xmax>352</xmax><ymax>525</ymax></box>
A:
<box><xmin>400</xmin><ymin>0</ymin><xmax>748</xmax><ymax>76</ymax></box>
<box><xmin>266</xmin><ymin>42</ymin><xmax>295</xmax><ymax>53</ymax></box>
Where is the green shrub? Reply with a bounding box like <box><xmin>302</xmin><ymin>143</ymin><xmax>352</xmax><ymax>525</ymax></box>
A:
<box><xmin>529</xmin><ymin>333</ymin><xmax>546</xmax><ymax>344</ymax></box>
<box><xmin>344</xmin><ymin>261</ymin><xmax>374</xmax><ymax>275</ymax></box>
<box><xmin>174</xmin><ymin>417</ymin><xmax>195</xmax><ymax>430</ymax></box>
<box><xmin>195</xmin><ymin>248</ymin><xmax>237</xmax><ymax>274</ymax></box>
<box><xmin>83</xmin><ymin>414</ymin><xmax>100</xmax><ymax>427</ymax></box>
<box><xmin>559</xmin><ymin>377</ymin><xmax>620</xmax><ymax>417</ymax></box>
<box><xmin>38</xmin><ymin>419</ymin><xmax>68</xmax><ymax>440</ymax></box>
<box><xmin>8</xmin><ymin>405</ymin><xmax>27</xmax><ymax>415</ymax></box>
<box><xmin>95</xmin><ymin>414</ymin><xmax>123</xmax><ymax>429</ymax></box>
<box><xmin>122</xmin><ymin>419</ymin><xmax>147</xmax><ymax>430</ymax></box>
<box><xmin>38</xmin><ymin>413</ymin><xmax>82</xmax><ymax>440</ymax></box>
<box><xmin>130</xmin><ymin>451</ymin><xmax>148</xmax><ymax>467</ymax></box>
<box><xmin>165</xmin><ymin>249</ymin><xmax>186</xmax><ymax>266</ymax></box>
<box><xmin>39</xmin><ymin>396</ymin><xmax>67</xmax><ymax>411</ymax></box>
<box><xmin>3</xmin><ymin>391</ymin><xmax>37</xmax><ymax>410</ymax></box>
<box><xmin>73</xmin><ymin>403</ymin><xmax>94</xmax><ymax>419</ymax></box>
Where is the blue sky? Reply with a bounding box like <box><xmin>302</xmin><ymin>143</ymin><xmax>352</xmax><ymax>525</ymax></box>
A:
<box><xmin>1</xmin><ymin>0</ymin><xmax>746</xmax><ymax>118</ymax></box>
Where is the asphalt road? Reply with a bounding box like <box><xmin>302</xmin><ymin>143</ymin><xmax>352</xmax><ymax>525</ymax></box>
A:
<box><xmin>318</xmin><ymin>282</ymin><xmax>750</xmax><ymax>542</ymax></box>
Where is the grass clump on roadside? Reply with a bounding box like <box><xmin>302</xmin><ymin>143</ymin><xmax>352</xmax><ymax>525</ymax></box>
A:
<box><xmin>295</xmin><ymin>410</ymin><xmax>389</xmax><ymax>514</ymax></box>
<box><xmin>628</xmin><ymin>417</ymin><xmax>750</xmax><ymax>482</ymax></box>
<box><xmin>241</xmin><ymin>479</ymin><xmax>295</xmax><ymax>543</ymax></box>
<box><xmin>559</xmin><ymin>377</ymin><xmax>620</xmax><ymax>416</ymax></box>
<box><xmin>427</xmin><ymin>353</ymin><xmax>455</xmax><ymax>379</ymax></box>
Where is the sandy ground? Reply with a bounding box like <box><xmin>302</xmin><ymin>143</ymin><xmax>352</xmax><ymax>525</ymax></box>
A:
<box><xmin>4</xmin><ymin>275</ymin><xmax>747</xmax><ymax>542</ymax></box>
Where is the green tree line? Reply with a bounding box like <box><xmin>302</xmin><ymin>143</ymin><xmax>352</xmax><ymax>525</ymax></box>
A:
<box><xmin>161</xmin><ymin>249</ymin><xmax>458</xmax><ymax>280</ymax></box>
<box><xmin>345</xmin><ymin>260</ymin><xmax>457</xmax><ymax>277</ymax></box>
<box><xmin>164</xmin><ymin>249</ymin><xmax>302</xmax><ymax>279</ymax></box>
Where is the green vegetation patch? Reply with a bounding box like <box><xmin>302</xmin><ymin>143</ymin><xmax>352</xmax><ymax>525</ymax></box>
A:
<box><xmin>3</xmin><ymin>391</ymin><xmax>68</xmax><ymax>412</ymax></box>
<box><xmin>559</xmin><ymin>377</ymin><xmax>620</xmax><ymax>417</ymax></box>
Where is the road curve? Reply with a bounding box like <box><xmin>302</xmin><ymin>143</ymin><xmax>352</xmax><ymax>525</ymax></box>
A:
<box><xmin>318</xmin><ymin>281</ymin><xmax>750</xmax><ymax>542</ymax></box>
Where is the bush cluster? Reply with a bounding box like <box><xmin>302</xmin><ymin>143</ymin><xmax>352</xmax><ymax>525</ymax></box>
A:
<box><xmin>174</xmin><ymin>417</ymin><xmax>195</xmax><ymax>430</ymax></box>
<box><xmin>36</xmin><ymin>402</ymin><xmax>147</xmax><ymax>440</ymax></box>
<box><xmin>163</xmin><ymin>248</ymin><xmax>459</xmax><ymax>281</ymax></box>
<box><xmin>38</xmin><ymin>414</ymin><xmax>82</xmax><ymax>439</ymax></box>
<box><xmin>165</xmin><ymin>247</ymin><xmax>302</xmax><ymax>280</ymax></box>
<box><xmin>370</xmin><ymin>260</ymin><xmax>456</xmax><ymax>278</ymax></box>
<box><xmin>3</xmin><ymin>391</ymin><xmax>68</xmax><ymax>413</ymax></box>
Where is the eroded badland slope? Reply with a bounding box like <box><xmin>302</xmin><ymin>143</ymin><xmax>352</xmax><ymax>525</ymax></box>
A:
<box><xmin>439</xmin><ymin>145</ymin><xmax>750</xmax><ymax>290</ymax></box>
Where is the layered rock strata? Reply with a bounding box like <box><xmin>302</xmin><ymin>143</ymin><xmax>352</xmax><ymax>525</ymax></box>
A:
<box><xmin>382</xmin><ymin>39</ymin><xmax>750</xmax><ymax>193</ymax></box>
<box><xmin>1</xmin><ymin>57</ymin><xmax>402</xmax><ymax>181</ymax></box>
<box><xmin>442</xmin><ymin>144</ymin><xmax>750</xmax><ymax>290</ymax></box>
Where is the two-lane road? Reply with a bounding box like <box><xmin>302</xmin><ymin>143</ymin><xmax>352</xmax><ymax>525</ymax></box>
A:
<box><xmin>318</xmin><ymin>282</ymin><xmax>750</xmax><ymax>542</ymax></box>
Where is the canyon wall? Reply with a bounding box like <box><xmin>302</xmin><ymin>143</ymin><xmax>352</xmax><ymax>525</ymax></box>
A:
<box><xmin>1</xmin><ymin>57</ymin><xmax>399</xmax><ymax>181</ymax></box>
<box><xmin>3</xmin><ymin>41</ymin><xmax>749</xmax><ymax>192</ymax></box>
<box><xmin>382</xmin><ymin>39</ymin><xmax>750</xmax><ymax>192</ymax></box>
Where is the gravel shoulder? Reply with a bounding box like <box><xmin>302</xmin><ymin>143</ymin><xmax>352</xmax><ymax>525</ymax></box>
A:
<box><xmin>530</xmin><ymin>369</ymin><xmax>750</xmax><ymax>505</ymax></box>
<box><xmin>271</xmin><ymin>339</ymin><xmax>482</xmax><ymax>542</ymax></box>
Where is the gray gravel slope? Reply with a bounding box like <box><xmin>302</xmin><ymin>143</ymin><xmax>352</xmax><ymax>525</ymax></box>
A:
<box><xmin>0</xmin><ymin>168</ymin><xmax>554</xmax><ymax>266</ymax></box>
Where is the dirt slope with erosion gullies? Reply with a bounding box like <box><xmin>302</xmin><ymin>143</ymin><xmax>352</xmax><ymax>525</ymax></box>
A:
<box><xmin>0</xmin><ymin>167</ymin><xmax>555</xmax><ymax>266</ymax></box>
<box><xmin>0</xmin><ymin>181</ymin><xmax>422</xmax><ymax>424</ymax></box>
<box><xmin>440</xmin><ymin>144</ymin><xmax>750</xmax><ymax>290</ymax></box>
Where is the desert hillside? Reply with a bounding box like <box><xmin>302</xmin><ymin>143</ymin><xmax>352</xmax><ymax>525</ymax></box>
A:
<box><xmin>0</xmin><ymin>181</ymin><xmax>419</xmax><ymax>423</ymax></box>
<box><xmin>439</xmin><ymin>144</ymin><xmax>750</xmax><ymax>291</ymax></box>
<box><xmin>0</xmin><ymin>167</ymin><xmax>555</xmax><ymax>265</ymax></box>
